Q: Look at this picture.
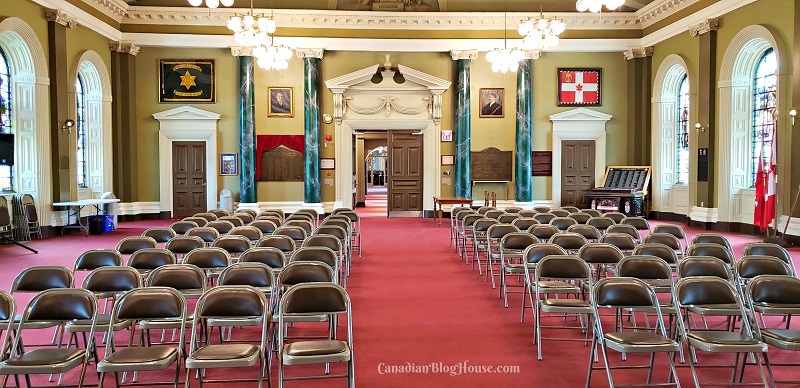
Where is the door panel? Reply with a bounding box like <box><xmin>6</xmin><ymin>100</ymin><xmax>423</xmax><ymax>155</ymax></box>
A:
<box><xmin>387</xmin><ymin>131</ymin><xmax>423</xmax><ymax>216</ymax></box>
<box><xmin>173</xmin><ymin>141</ymin><xmax>207</xmax><ymax>218</ymax></box>
<box><xmin>561</xmin><ymin>140</ymin><xmax>595</xmax><ymax>208</ymax></box>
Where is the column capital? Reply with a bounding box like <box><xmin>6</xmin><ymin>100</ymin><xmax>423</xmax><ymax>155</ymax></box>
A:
<box><xmin>689</xmin><ymin>18</ymin><xmax>719</xmax><ymax>37</ymax></box>
<box><xmin>523</xmin><ymin>50</ymin><xmax>541</xmax><ymax>60</ymax></box>
<box><xmin>623</xmin><ymin>46</ymin><xmax>654</xmax><ymax>61</ymax></box>
<box><xmin>296</xmin><ymin>49</ymin><xmax>324</xmax><ymax>59</ymax></box>
<box><xmin>230</xmin><ymin>46</ymin><xmax>254</xmax><ymax>57</ymax></box>
<box><xmin>109</xmin><ymin>41</ymin><xmax>140</xmax><ymax>56</ymax></box>
<box><xmin>45</xmin><ymin>8</ymin><xmax>77</xmax><ymax>28</ymax></box>
<box><xmin>450</xmin><ymin>50</ymin><xmax>478</xmax><ymax>61</ymax></box>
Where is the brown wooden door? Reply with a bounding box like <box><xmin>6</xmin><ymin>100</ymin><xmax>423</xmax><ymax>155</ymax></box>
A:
<box><xmin>562</xmin><ymin>140</ymin><xmax>595</xmax><ymax>208</ymax></box>
<box><xmin>173</xmin><ymin>141</ymin><xmax>207</xmax><ymax>218</ymax></box>
<box><xmin>387</xmin><ymin>131</ymin><xmax>423</xmax><ymax>217</ymax></box>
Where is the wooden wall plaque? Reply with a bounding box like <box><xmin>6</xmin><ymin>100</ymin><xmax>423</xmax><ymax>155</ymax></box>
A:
<box><xmin>470</xmin><ymin>147</ymin><xmax>513</xmax><ymax>181</ymax></box>
<box><xmin>260</xmin><ymin>146</ymin><xmax>304</xmax><ymax>182</ymax></box>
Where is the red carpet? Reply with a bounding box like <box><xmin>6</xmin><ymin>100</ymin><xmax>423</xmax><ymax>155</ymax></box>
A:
<box><xmin>0</xmin><ymin>217</ymin><xmax>799</xmax><ymax>387</ymax></box>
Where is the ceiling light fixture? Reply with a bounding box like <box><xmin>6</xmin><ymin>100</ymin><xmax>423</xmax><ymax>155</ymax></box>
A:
<box><xmin>518</xmin><ymin>0</ymin><xmax>566</xmax><ymax>50</ymax></box>
<box><xmin>188</xmin><ymin>0</ymin><xmax>234</xmax><ymax>8</ymax></box>
<box><xmin>226</xmin><ymin>0</ymin><xmax>293</xmax><ymax>70</ymax></box>
<box><xmin>486</xmin><ymin>3</ymin><xmax>524</xmax><ymax>73</ymax></box>
<box><xmin>575</xmin><ymin>0</ymin><xmax>625</xmax><ymax>13</ymax></box>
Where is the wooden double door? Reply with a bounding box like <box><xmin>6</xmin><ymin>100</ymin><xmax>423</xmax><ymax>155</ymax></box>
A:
<box><xmin>387</xmin><ymin>131</ymin><xmax>423</xmax><ymax>217</ymax></box>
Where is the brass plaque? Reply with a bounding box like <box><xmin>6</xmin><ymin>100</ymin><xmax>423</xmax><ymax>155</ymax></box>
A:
<box><xmin>470</xmin><ymin>147</ymin><xmax>513</xmax><ymax>182</ymax></box>
<box><xmin>260</xmin><ymin>146</ymin><xmax>304</xmax><ymax>182</ymax></box>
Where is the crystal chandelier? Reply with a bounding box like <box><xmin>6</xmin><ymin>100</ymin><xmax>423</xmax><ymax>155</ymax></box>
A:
<box><xmin>575</xmin><ymin>0</ymin><xmax>625</xmax><ymax>13</ymax></box>
<box><xmin>486</xmin><ymin>6</ymin><xmax>524</xmax><ymax>73</ymax></box>
<box><xmin>188</xmin><ymin>0</ymin><xmax>233</xmax><ymax>8</ymax></box>
<box><xmin>226</xmin><ymin>0</ymin><xmax>293</xmax><ymax>70</ymax></box>
<box><xmin>517</xmin><ymin>15</ymin><xmax>566</xmax><ymax>50</ymax></box>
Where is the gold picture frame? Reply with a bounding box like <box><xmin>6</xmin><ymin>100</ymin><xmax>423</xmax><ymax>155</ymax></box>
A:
<box><xmin>268</xmin><ymin>86</ymin><xmax>294</xmax><ymax>117</ymax></box>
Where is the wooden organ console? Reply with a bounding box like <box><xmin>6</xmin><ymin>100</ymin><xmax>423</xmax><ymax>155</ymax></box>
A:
<box><xmin>587</xmin><ymin>166</ymin><xmax>651</xmax><ymax>217</ymax></box>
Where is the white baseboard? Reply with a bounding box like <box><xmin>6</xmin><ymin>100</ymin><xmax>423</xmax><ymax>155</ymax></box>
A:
<box><xmin>690</xmin><ymin>206</ymin><xmax>719</xmax><ymax>223</ymax></box>
<box><xmin>117</xmin><ymin>202</ymin><xmax>161</xmax><ymax>215</ymax></box>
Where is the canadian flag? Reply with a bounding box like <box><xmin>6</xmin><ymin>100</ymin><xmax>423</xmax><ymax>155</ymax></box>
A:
<box><xmin>559</xmin><ymin>70</ymin><xmax>600</xmax><ymax>104</ymax></box>
<box><xmin>754</xmin><ymin>133</ymin><xmax>776</xmax><ymax>232</ymax></box>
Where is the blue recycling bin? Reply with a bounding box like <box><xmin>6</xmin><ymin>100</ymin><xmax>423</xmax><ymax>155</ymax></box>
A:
<box><xmin>102</xmin><ymin>215</ymin><xmax>114</xmax><ymax>233</ymax></box>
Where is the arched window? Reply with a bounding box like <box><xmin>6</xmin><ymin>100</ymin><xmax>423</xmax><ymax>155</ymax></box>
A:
<box><xmin>75</xmin><ymin>75</ymin><xmax>87</xmax><ymax>188</ymax></box>
<box><xmin>750</xmin><ymin>48</ymin><xmax>777</xmax><ymax>187</ymax></box>
<box><xmin>675</xmin><ymin>75</ymin><xmax>689</xmax><ymax>184</ymax></box>
<box><xmin>0</xmin><ymin>47</ymin><xmax>12</xmax><ymax>191</ymax></box>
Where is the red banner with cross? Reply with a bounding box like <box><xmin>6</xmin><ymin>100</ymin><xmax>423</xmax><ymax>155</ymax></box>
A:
<box><xmin>557</xmin><ymin>68</ymin><xmax>602</xmax><ymax>106</ymax></box>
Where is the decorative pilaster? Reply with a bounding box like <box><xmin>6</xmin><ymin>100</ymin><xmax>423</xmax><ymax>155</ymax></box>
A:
<box><xmin>692</xmin><ymin>18</ymin><xmax>719</xmax><ymax>207</ymax></box>
<box><xmin>110</xmin><ymin>41</ymin><xmax>140</xmax><ymax>203</ymax></box>
<box><xmin>515</xmin><ymin>57</ymin><xmax>533</xmax><ymax>202</ymax></box>
<box><xmin>298</xmin><ymin>49</ymin><xmax>324</xmax><ymax>205</ymax></box>
<box><xmin>451</xmin><ymin>50</ymin><xmax>477</xmax><ymax>199</ymax></box>
<box><xmin>234</xmin><ymin>48</ymin><xmax>256</xmax><ymax>203</ymax></box>
<box><xmin>47</xmin><ymin>9</ymin><xmax>74</xmax><ymax>203</ymax></box>
<box><xmin>624</xmin><ymin>46</ymin><xmax>654</xmax><ymax>165</ymax></box>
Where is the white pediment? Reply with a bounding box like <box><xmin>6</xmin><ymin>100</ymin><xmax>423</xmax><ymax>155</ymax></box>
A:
<box><xmin>549</xmin><ymin>107</ymin><xmax>612</xmax><ymax>122</ymax></box>
<box><xmin>325</xmin><ymin>64</ymin><xmax>451</xmax><ymax>94</ymax></box>
<box><xmin>152</xmin><ymin>106</ymin><xmax>221</xmax><ymax>121</ymax></box>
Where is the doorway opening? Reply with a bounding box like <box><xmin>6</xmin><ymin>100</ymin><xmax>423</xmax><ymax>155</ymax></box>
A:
<box><xmin>365</xmin><ymin>145</ymin><xmax>388</xmax><ymax>216</ymax></box>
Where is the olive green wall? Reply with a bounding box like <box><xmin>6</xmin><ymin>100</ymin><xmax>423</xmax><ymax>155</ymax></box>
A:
<box><xmin>3</xmin><ymin>0</ymin><xmax>50</xmax><ymax>64</ymax></box>
<box><xmin>66</xmin><ymin>24</ymin><xmax>111</xmax><ymax>78</ymax></box>
<box><xmin>134</xmin><ymin>47</ymin><xmax>240</xmax><ymax>202</ymax></box>
<box><xmin>530</xmin><ymin>52</ymin><xmax>630</xmax><ymax>201</ymax></box>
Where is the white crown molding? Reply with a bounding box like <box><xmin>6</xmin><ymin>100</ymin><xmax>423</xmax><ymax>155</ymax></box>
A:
<box><xmin>635</xmin><ymin>0</ymin><xmax>698</xmax><ymax>28</ymax></box>
<box><xmin>29</xmin><ymin>0</ymin><xmax>122</xmax><ymax>40</ymax></box>
<box><xmin>121</xmin><ymin>8</ymin><xmax>641</xmax><ymax>30</ymax></box>
<box><xmin>641</xmin><ymin>0</ymin><xmax>755</xmax><ymax>47</ymax></box>
<box><xmin>82</xmin><ymin>0</ymin><xmax>128</xmax><ymax>22</ymax></box>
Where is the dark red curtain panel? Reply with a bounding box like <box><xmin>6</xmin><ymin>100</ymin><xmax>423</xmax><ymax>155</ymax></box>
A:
<box><xmin>255</xmin><ymin>135</ymin><xmax>305</xmax><ymax>179</ymax></box>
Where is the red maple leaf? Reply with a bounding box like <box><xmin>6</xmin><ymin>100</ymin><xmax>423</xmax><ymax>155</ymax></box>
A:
<box><xmin>576</xmin><ymin>84</ymin><xmax>583</xmax><ymax>91</ymax></box>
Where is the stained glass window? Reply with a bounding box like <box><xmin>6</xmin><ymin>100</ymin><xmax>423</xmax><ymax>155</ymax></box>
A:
<box><xmin>0</xmin><ymin>48</ymin><xmax>13</xmax><ymax>191</ymax></box>
<box><xmin>751</xmin><ymin>48</ymin><xmax>777</xmax><ymax>187</ymax></box>
<box><xmin>76</xmin><ymin>75</ymin><xmax>88</xmax><ymax>188</ymax></box>
<box><xmin>676</xmin><ymin>75</ymin><xmax>689</xmax><ymax>184</ymax></box>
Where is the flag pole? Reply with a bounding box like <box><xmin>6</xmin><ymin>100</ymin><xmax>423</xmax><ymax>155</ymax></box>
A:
<box><xmin>763</xmin><ymin>105</ymin><xmax>789</xmax><ymax>246</ymax></box>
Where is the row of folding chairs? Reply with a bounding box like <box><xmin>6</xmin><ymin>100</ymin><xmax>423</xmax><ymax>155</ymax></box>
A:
<box><xmin>0</xmin><ymin>264</ymin><xmax>354</xmax><ymax>387</ymax></box>
<box><xmin>449</xmin><ymin>223</ymin><xmax>800</xmax><ymax>388</ymax></box>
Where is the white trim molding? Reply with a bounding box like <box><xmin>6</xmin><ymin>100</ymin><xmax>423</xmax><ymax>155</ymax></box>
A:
<box><xmin>651</xmin><ymin>54</ymin><xmax>692</xmax><ymax>217</ymax></box>
<box><xmin>717</xmin><ymin>25</ymin><xmax>785</xmax><ymax>225</ymax></box>
<box><xmin>325</xmin><ymin>64</ymin><xmax>451</xmax><ymax>212</ymax></box>
<box><xmin>549</xmin><ymin>108</ymin><xmax>612</xmax><ymax>208</ymax></box>
<box><xmin>153</xmin><ymin>106</ymin><xmax>221</xmax><ymax>216</ymax></box>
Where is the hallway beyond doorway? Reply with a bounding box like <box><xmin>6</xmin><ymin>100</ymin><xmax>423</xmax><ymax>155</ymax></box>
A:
<box><xmin>360</xmin><ymin>186</ymin><xmax>387</xmax><ymax>218</ymax></box>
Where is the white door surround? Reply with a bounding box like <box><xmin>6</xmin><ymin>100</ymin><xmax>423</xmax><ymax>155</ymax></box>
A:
<box><xmin>325</xmin><ymin>63</ymin><xmax>451</xmax><ymax>211</ymax></box>
<box><xmin>549</xmin><ymin>108</ymin><xmax>611</xmax><ymax>208</ymax></box>
<box><xmin>153</xmin><ymin>106</ymin><xmax>220</xmax><ymax>215</ymax></box>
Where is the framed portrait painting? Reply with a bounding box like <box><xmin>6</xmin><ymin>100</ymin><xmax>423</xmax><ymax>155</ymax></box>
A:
<box><xmin>159</xmin><ymin>59</ymin><xmax>216</xmax><ymax>103</ymax></box>
<box><xmin>268</xmin><ymin>86</ymin><xmax>294</xmax><ymax>117</ymax></box>
<box><xmin>479</xmin><ymin>88</ymin><xmax>504</xmax><ymax>118</ymax></box>
<box><xmin>220</xmin><ymin>153</ymin><xmax>238</xmax><ymax>176</ymax></box>
<box><xmin>557</xmin><ymin>68</ymin><xmax>601</xmax><ymax>107</ymax></box>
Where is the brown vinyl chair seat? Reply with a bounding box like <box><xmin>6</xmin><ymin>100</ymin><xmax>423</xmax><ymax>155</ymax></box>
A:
<box><xmin>98</xmin><ymin>346</ymin><xmax>178</xmax><ymax>371</ymax></box>
<box><xmin>285</xmin><ymin>340</ymin><xmax>347</xmax><ymax>357</ymax></box>
<box><xmin>65</xmin><ymin>313</ymin><xmax>130</xmax><ymax>332</ymax></box>
<box><xmin>604</xmin><ymin>332</ymin><xmax>679</xmax><ymax>348</ymax></box>
<box><xmin>760</xmin><ymin>329</ymin><xmax>800</xmax><ymax>350</ymax></box>
<box><xmin>2</xmin><ymin>348</ymin><xmax>84</xmax><ymax>368</ymax></box>
<box><xmin>540</xmin><ymin>298</ymin><xmax>591</xmax><ymax>311</ymax></box>
<box><xmin>189</xmin><ymin>344</ymin><xmax>259</xmax><ymax>361</ymax></box>
<box><xmin>686</xmin><ymin>331</ymin><xmax>767</xmax><ymax>352</ymax></box>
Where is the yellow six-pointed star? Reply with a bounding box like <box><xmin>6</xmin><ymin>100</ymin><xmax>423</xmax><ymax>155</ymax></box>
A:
<box><xmin>179</xmin><ymin>70</ymin><xmax>196</xmax><ymax>90</ymax></box>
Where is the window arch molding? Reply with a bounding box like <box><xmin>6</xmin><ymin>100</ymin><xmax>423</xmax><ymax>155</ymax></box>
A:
<box><xmin>717</xmin><ymin>25</ymin><xmax>787</xmax><ymax>224</ymax></box>
<box><xmin>651</xmin><ymin>54</ymin><xmax>692</xmax><ymax>216</ymax></box>
<box><xmin>0</xmin><ymin>17</ymin><xmax>51</xmax><ymax>224</ymax></box>
<box><xmin>68</xmin><ymin>50</ymin><xmax>112</xmax><ymax>203</ymax></box>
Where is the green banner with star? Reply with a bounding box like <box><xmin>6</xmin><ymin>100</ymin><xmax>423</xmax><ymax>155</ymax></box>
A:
<box><xmin>159</xmin><ymin>59</ymin><xmax>216</xmax><ymax>103</ymax></box>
